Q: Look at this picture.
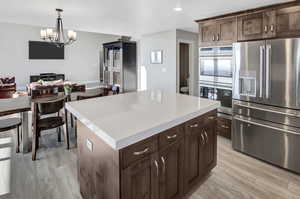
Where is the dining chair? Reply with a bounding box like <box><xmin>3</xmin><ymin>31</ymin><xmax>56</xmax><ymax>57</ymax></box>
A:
<box><xmin>0</xmin><ymin>117</ymin><xmax>22</xmax><ymax>153</ymax></box>
<box><xmin>32</xmin><ymin>96</ymin><xmax>69</xmax><ymax>161</ymax></box>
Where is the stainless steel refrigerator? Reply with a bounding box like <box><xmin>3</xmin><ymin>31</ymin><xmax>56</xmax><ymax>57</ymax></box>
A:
<box><xmin>232</xmin><ymin>38</ymin><xmax>300</xmax><ymax>173</ymax></box>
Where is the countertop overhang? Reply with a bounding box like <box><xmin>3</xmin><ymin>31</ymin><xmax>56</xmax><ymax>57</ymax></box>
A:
<box><xmin>66</xmin><ymin>91</ymin><xmax>220</xmax><ymax>150</ymax></box>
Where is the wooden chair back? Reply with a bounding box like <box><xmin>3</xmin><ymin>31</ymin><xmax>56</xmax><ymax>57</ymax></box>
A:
<box><xmin>36</xmin><ymin>97</ymin><xmax>65</xmax><ymax>115</ymax></box>
<box><xmin>30</xmin><ymin>86</ymin><xmax>59</xmax><ymax>99</ymax></box>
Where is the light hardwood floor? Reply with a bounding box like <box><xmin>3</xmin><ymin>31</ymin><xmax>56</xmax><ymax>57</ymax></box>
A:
<box><xmin>0</xmin><ymin>129</ymin><xmax>300</xmax><ymax>199</ymax></box>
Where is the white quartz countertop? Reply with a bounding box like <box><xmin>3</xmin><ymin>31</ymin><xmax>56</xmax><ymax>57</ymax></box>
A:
<box><xmin>66</xmin><ymin>91</ymin><xmax>220</xmax><ymax>150</ymax></box>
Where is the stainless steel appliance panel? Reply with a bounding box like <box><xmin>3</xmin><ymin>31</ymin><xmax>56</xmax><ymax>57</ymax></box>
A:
<box><xmin>233</xmin><ymin>100</ymin><xmax>300</xmax><ymax>128</ymax></box>
<box><xmin>265</xmin><ymin>38</ymin><xmax>300</xmax><ymax>109</ymax></box>
<box><xmin>233</xmin><ymin>115</ymin><xmax>300</xmax><ymax>173</ymax></box>
<box><xmin>233</xmin><ymin>41</ymin><xmax>266</xmax><ymax>103</ymax></box>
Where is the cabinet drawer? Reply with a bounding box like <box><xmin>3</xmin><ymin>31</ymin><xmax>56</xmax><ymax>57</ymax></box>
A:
<box><xmin>158</xmin><ymin>125</ymin><xmax>184</xmax><ymax>149</ymax></box>
<box><xmin>200</xmin><ymin>110</ymin><xmax>217</xmax><ymax>126</ymax></box>
<box><xmin>120</xmin><ymin>136</ymin><xmax>158</xmax><ymax>168</ymax></box>
<box><xmin>184</xmin><ymin>110</ymin><xmax>217</xmax><ymax>130</ymax></box>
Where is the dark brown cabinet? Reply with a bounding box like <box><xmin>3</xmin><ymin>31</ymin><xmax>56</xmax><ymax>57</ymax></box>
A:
<box><xmin>237</xmin><ymin>5</ymin><xmax>300</xmax><ymax>41</ymax></box>
<box><xmin>159</xmin><ymin>140</ymin><xmax>184</xmax><ymax>199</ymax></box>
<box><xmin>275</xmin><ymin>5</ymin><xmax>300</xmax><ymax>38</ymax></box>
<box><xmin>202</xmin><ymin>123</ymin><xmax>217</xmax><ymax>172</ymax></box>
<box><xmin>184</xmin><ymin>119</ymin><xmax>206</xmax><ymax>191</ymax></box>
<box><xmin>199</xmin><ymin>17</ymin><xmax>237</xmax><ymax>46</ymax></box>
<box><xmin>198</xmin><ymin>2</ymin><xmax>300</xmax><ymax>43</ymax></box>
<box><xmin>122</xmin><ymin>153</ymin><xmax>159</xmax><ymax>199</ymax></box>
<box><xmin>199</xmin><ymin>22</ymin><xmax>218</xmax><ymax>46</ymax></box>
<box><xmin>77</xmin><ymin>110</ymin><xmax>217</xmax><ymax>199</ymax></box>
<box><xmin>184</xmin><ymin>113</ymin><xmax>217</xmax><ymax>193</ymax></box>
<box><xmin>237</xmin><ymin>12</ymin><xmax>266</xmax><ymax>41</ymax></box>
<box><xmin>237</xmin><ymin>11</ymin><xmax>278</xmax><ymax>41</ymax></box>
<box><xmin>218</xmin><ymin>18</ymin><xmax>238</xmax><ymax>44</ymax></box>
<box><xmin>217</xmin><ymin>117</ymin><xmax>231</xmax><ymax>139</ymax></box>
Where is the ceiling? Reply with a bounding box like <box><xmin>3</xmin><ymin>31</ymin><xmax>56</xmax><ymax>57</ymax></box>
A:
<box><xmin>0</xmin><ymin>0</ymin><xmax>292</xmax><ymax>38</ymax></box>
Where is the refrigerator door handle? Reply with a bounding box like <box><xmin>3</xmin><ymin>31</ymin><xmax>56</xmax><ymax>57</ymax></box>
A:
<box><xmin>259</xmin><ymin>46</ymin><xmax>265</xmax><ymax>98</ymax></box>
<box><xmin>266</xmin><ymin>45</ymin><xmax>271</xmax><ymax>99</ymax></box>
<box><xmin>234</xmin><ymin>116</ymin><xmax>300</xmax><ymax>136</ymax></box>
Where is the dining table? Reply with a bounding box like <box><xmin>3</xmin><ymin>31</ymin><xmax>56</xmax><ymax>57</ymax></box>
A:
<box><xmin>0</xmin><ymin>95</ymin><xmax>31</xmax><ymax>153</ymax></box>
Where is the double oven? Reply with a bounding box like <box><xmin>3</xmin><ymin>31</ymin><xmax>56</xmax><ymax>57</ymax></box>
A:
<box><xmin>199</xmin><ymin>46</ymin><xmax>233</xmax><ymax>118</ymax></box>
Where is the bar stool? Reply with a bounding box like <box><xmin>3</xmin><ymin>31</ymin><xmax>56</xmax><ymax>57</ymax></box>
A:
<box><xmin>0</xmin><ymin>118</ymin><xmax>22</xmax><ymax>153</ymax></box>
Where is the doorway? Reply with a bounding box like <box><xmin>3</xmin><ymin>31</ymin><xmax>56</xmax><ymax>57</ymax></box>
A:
<box><xmin>179</xmin><ymin>43</ymin><xmax>190</xmax><ymax>95</ymax></box>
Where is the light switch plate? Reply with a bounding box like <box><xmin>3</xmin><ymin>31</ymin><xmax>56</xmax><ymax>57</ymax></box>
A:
<box><xmin>86</xmin><ymin>139</ymin><xmax>93</xmax><ymax>152</ymax></box>
<box><xmin>162</xmin><ymin>67</ymin><xmax>167</xmax><ymax>72</ymax></box>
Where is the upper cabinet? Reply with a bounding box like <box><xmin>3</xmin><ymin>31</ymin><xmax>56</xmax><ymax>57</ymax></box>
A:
<box><xmin>197</xmin><ymin>2</ymin><xmax>300</xmax><ymax>44</ymax></box>
<box><xmin>199</xmin><ymin>17</ymin><xmax>237</xmax><ymax>47</ymax></box>
<box><xmin>275</xmin><ymin>5</ymin><xmax>300</xmax><ymax>38</ymax></box>
<box><xmin>237</xmin><ymin>11</ymin><xmax>276</xmax><ymax>41</ymax></box>
<box><xmin>237</xmin><ymin>5</ymin><xmax>300</xmax><ymax>41</ymax></box>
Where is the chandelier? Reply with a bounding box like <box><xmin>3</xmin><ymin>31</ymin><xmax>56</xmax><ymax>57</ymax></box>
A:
<box><xmin>40</xmin><ymin>9</ymin><xmax>77</xmax><ymax>48</ymax></box>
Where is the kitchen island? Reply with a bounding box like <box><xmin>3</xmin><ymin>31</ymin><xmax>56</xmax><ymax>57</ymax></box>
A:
<box><xmin>66</xmin><ymin>91</ymin><xmax>220</xmax><ymax>199</ymax></box>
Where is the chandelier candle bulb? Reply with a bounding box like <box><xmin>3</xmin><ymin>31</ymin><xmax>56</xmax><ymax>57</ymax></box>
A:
<box><xmin>46</xmin><ymin>28</ymin><xmax>53</xmax><ymax>37</ymax></box>
<box><xmin>68</xmin><ymin>30</ymin><xmax>77</xmax><ymax>40</ymax></box>
<box><xmin>40</xmin><ymin>29</ymin><xmax>47</xmax><ymax>40</ymax></box>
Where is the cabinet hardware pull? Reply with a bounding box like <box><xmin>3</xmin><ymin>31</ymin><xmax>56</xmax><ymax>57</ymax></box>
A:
<box><xmin>264</xmin><ymin>25</ymin><xmax>268</xmax><ymax>33</ymax></box>
<box><xmin>133</xmin><ymin>148</ymin><xmax>149</xmax><ymax>156</ymax></box>
<box><xmin>189</xmin><ymin>123</ymin><xmax>198</xmax><ymax>128</ymax></box>
<box><xmin>204</xmin><ymin>131</ymin><xmax>208</xmax><ymax>143</ymax></box>
<box><xmin>167</xmin><ymin>134</ymin><xmax>177</xmax><ymax>139</ymax></box>
<box><xmin>217</xmin><ymin>34</ymin><xmax>220</xmax><ymax>41</ymax></box>
<box><xmin>208</xmin><ymin>116</ymin><xmax>215</xmax><ymax>120</ymax></box>
<box><xmin>161</xmin><ymin>156</ymin><xmax>166</xmax><ymax>174</ymax></box>
<box><xmin>212</xmin><ymin>35</ymin><xmax>215</xmax><ymax>41</ymax></box>
<box><xmin>154</xmin><ymin>160</ymin><xmax>159</xmax><ymax>177</ymax></box>
<box><xmin>201</xmin><ymin>134</ymin><xmax>205</xmax><ymax>145</ymax></box>
<box><xmin>270</xmin><ymin>24</ymin><xmax>275</xmax><ymax>32</ymax></box>
<box><xmin>221</xmin><ymin>125</ymin><xmax>229</xmax><ymax>129</ymax></box>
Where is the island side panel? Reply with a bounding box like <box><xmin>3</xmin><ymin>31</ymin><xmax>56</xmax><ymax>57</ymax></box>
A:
<box><xmin>77</xmin><ymin>121</ymin><xmax>120</xmax><ymax>199</ymax></box>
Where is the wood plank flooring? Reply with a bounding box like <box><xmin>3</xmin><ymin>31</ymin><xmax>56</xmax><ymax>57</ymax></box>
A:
<box><xmin>0</xmin><ymin>128</ymin><xmax>300</xmax><ymax>199</ymax></box>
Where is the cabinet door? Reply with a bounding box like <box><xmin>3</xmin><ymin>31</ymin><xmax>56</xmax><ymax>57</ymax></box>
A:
<box><xmin>263</xmin><ymin>11</ymin><xmax>276</xmax><ymax>38</ymax></box>
<box><xmin>202</xmin><ymin>121</ymin><xmax>217</xmax><ymax>173</ymax></box>
<box><xmin>218</xmin><ymin>17</ymin><xmax>237</xmax><ymax>45</ymax></box>
<box><xmin>237</xmin><ymin>12</ymin><xmax>265</xmax><ymax>41</ymax></box>
<box><xmin>183</xmin><ymin>121</ymin><xmax>206</xmax><ymax>192</ymax></box>
<box><xmin>217</xmin><ymin>117</ymin><xmax>231</xmax><ymax>139</ymax></box>
<box><xmin>122</xmin><ymin>153</ymin><xmax>159</xmax><ymax>199</ymax></box>
<box><xmin>199</xmin><ymin>22</ymin><xmax>218</xmax><ymax>46</ymax></box>
<box><xmin>159</xmin><ymin>140</ymin><xmax>184</xmax><ymax>199</ymax></box>
<box><xmin>275</xmin><ymin>5</ymin><xmax>300</xmax><ymax>38</ymax></box>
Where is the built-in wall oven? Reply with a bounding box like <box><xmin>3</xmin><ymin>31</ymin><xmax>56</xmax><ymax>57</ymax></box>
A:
<box><xmin>199</xmin><ymin>46</ymin><xmax>233</xmax><ymax>117</ymax></box>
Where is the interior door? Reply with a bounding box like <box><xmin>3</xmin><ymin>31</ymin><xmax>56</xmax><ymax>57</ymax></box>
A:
<box><xmin>232</xmin><ymin>41</ymin><xmax>266</xmax><ymax>104</ymax></box>
<box><xmin>265</xmin><ymin>38</ymin><xmax>300</xmax><ymax>109</ymax></box>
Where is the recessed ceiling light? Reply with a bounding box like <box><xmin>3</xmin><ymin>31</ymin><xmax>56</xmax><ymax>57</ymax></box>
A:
<box><xmin>173</xmin><ymin>7</ymin><xmax>183</xmax><ymax>12</ymax></box>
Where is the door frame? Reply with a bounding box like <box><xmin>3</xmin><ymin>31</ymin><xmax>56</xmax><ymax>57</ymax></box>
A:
<box><xmin>177</xmin><ymin>40</ymin><xmax>196</xmax><ymax>96</ymax></box>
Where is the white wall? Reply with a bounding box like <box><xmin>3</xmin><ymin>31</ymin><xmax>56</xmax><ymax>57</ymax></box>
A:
<box><xmin>0</xmin><ymin>22</ymin><xmax>120</xmax><ymax>89</ymax></box>
<box><xmin>176</xmin><ymin>30</ymin><xmax>199</xmax><ymax>96</ymax></box>
<box><xmin>139</xmin><ymin>30</ymin><xmax>177</xmax><ymax>93</ymax></box>
<box><xmin>139</xmin><ymin>29</ymin><xmax>198</xmax><ymax>95</ymax></box>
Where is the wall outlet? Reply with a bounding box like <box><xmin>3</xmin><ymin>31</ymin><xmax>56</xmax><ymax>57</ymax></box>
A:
<box><xmin>86</xmin><ymin>139</ymin><xmax>93</xmax><ymax>152</ymax></box>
